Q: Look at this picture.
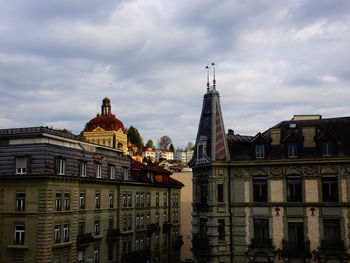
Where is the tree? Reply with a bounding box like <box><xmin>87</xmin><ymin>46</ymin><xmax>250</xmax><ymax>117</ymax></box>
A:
<box><xmin>169</xmin><ymin>144</ymin><xmax>175</xmax><ymax>152</ymax></box>
<box><xmin>146</xmin><ymin>139</ymin><xmax>154</xmax><ymax>148</ymax></box>
<box><xmin>127</xmin><ymin>126</ymin><xmax>144</xmax><ymax>147</ymax></box>
<box><xmin>158</xmin><ymin>135</ymin><xmax>172</xmax><ymax>150</ymax></box>
<box><xmin>187</xmin><ymin>141</ymin><xmax>195</xmax><ymax>151</ymax></box>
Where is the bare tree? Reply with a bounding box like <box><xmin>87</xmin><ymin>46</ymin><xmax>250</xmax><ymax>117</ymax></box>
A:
<box><xmin>158</xmin><ymin>135</ymin><xmax>172</xmax><ymax>150</ymax></box>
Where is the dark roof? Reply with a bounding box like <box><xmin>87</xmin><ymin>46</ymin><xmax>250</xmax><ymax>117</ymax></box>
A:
<box><xmin>84</xmin><ymin>114</ymin><xmax>125</xmax><ymax>132</ymax></box>
<box><xmin>227</xmin><ymin>134</ymin><xmax>253</xmax><ymax>143</ymax></box>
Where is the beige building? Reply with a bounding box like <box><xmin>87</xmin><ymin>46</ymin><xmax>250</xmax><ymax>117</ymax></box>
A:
<box><xmin>0</xmin><ymin>127</ymin><xmax>183</xmax><ymax>263</ymax></box>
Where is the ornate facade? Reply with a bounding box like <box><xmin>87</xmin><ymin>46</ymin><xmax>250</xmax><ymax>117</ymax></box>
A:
<box><xmin>190</xmin><ymin>84</ymin><xmax>350</xmax><ymax>263</ymax></box>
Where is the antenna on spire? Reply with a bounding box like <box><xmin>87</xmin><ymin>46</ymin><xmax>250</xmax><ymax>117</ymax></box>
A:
<box><xmin>211</xmin><ymin>62</ymin><xmax>216</xmax><ymax>89</ymax></box>
<box><xmin>206</xmin><ymin>65</ymin><xmax>210</xmax><ymax>92</ymax></box>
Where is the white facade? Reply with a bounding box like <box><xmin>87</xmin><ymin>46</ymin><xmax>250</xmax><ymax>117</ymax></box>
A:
<box><xmin>175</xmin><ymin>149</ymin><xmax>194</xmax><ymax>164</ymax></box>
<box><xmin>156</xmin><ymin>149</ymin><xmax>174</xmax><ymax>161</ymax></box>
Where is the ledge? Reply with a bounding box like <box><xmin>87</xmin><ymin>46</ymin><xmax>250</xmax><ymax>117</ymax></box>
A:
<box><xmin>7</xmin><ymin>245</ymin><xmax>28</xmax><ymax>250</ymax></box>
<box><xmin>52</xmin><ymin>242</ymin><xmax>73</xmax><ymax>248</ymax></box>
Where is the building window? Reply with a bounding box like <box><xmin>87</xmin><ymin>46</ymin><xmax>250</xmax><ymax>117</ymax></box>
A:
<box><xmin>63</xmin><ymin>224</ymin><xmax>69</xmax><ymax>242</ymax></box>
<box><xmin>79</xmin><ymin>161</ymin><xmax>87</xmax><ymax>177</ymax></box>
<box><xmin>55</xmin><ymin>193</ymin><xmax>62</xmax><ymax>211</ymax></box>
<box><xmin>199</xmin><ymin>218</ymin><xmax>208</xmax><ymax>238</ymax></box>
<box><xmin>127</xmin><ymin>215</ymin><xmax>132</xmax><ymax>230</ymax></box>
<box><xmin>156</xmin><ymin>192</ymin><xmax>159</xmax><ymax>207</ymax></box>
<box><xmin>122</xmin><ymin>194</ymin><xmax>127</xmax><ymax>207</ymax></box>
<box><xmin>123</xmin><ymin>168</ymin><xmax>129</xmax><ymax>180</ymax></box>
<box><xmin>255</xmin><ymin>144</ymin><xmax>265</xmax><ymax>159</ymax></box>
<box><xmin>64</xmin><ymin>193</ymin><xmax>70</xmax><ymax>210</ymax></box>
<box><xmin>54</xmin><ymin>225</ymin><xmax>61</xmax><ymax>243</ymax></box>
<box><xmin>218</xmin><ymin>219</ymin><xmax>225</xmax><ymax>240</ymax></box>
<box><xmin>253</xmin><ymin>177</ymin><xmax>268</xmax><ymax>202</ymax></box>
<box><xmin>136</xmin><ymin>240</ymin><xmax>140</xmax><ymax>252</ymax></box>
<box><xmin>322</xmin><ymin>176</ymin><xmax>338</xmax><ymax>202</ymax></box>
<box><xmin>146</xmin><ymin>193</ymin><xmax>151</xmax><ymax>206</ymax></box>
<box><xmin>14</xmin><ymin>225</ymin><xmax>25</xmax><ymax>245</ymax></box>
<box><xmin>288</xmin><ymin>220</ymin><xmax>304</xmax><ymax>249</ymax></box>
<box><xmin>16</xmin><ymin>193</ymin><xmax>25</xmax><ymax>212</ymax></box>
<box><xmin>79</xmin><ymin>192</ymin><xmax>85</xmax><ymax>209</ymax></box>
<box><xmin>217</xmin><ymin>184</ymin><xmax>224</xmax><ymax>203</ymax></box>
<box><xmin>136</xmin><ymin>192</ymin><xmax>140</xmax><ymax>207</ymax></box>
<box><xmin>155</xmin><ymin>213</ymin><xmax>159</xmax><ymax>224</ymax></box>
<box><xmin>127</xmin><ymin>193</ymin><xmax>132</xmax><ymax>207</ymax></box>
<box><xmin>198</xmin><ymin>145</ymin><xmax>203</xmax><ymax>159</ymax></box>
<box><xmin>57</xmin><ymin>158</ymin><xmax>65</xmax><ymax>175</ymax></box>
<box><xmin>136</xmin><ymin>215</ymin><xmax>140</xmax><ymax>229</ymax></box>
<box><xmin>163</xmin><ymin>193</ymin><xmax>167</xmax><ymax>207</ymax></box>
<box><xmin>323</xmin><ymin>219</ymin><xmax>341</xmax><ymax>242</ymax></box>
<box><xmin>108</xmin><ymin>218</ymin><xmax>113</xmax><ymax>230</ymax></box>
<box><xmin>140</xmin><ymin>192</ymin><xmax>144</xmax><ymax>207</ymax></box>
<box><xmin>93</xmin><ymin>247</ymin><xmax>99</xmax><ymax>263</ymax></box>
<box><xmin>16</xmin><ymin>157</ymin><xmax>28</xmax><ymax>174</ymax></box>
<box><xmin>95</xmin><ymin>192</ymin><xmax>101</xmax><ymax>209</ymax></box>
<box><xmin>253</xmin><ymin>219</ymin><xmax>269</xmax><ymax>245</ymax></box>
<box><xmin>200</xmin><ymin>183</ymin><xmax>208</xmax><ymax>203</ymax></box>
<box><xmin>96</xmin><ymin>164</ymin><xmax>102</xmax><ymax>178</ymax></box>
<box><xmin>109</xmin><ymin>166</ymin><xmax>115</xmax><ymax>179</ymax></box>
<box><xmin>78</xmin><ymin>222</ymin><xmax>85</xmax><ymax>235</ymax></box>
<box><xmin>109</xmin><ymin>193</ymin><xmax>114</xmax><ymax>208</ymax></box>
<box><xmin>287</xmin><ymin>177</ymin><xmax>302</xmax><ymax>202</ymax></box>
<box><xmin>322</xmin><ymin>141</ymin><xmax>333</xmax><ymax>156</ymax></box>
<box><xmin>287</xmin><ymin>143</ymin><xmax>298</xmax><ymax>158</ymax></box>
<box><xmin>94</xmin><ymin>220</ymin><xmax>100</xmax><ymax>236</ymax></box>
<box><xmin>140</xmin><ymin>215</ymin><xmax>144</xmax><ymax>228</ymax></box>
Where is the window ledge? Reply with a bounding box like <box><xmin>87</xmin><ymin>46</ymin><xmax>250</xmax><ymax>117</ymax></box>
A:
<box><xmin>93</xmin><ymin>235</ymin><xmax>103</xmax><ymax>240</ymax></box>
<box><xmin>7</xmin><ymin>245</ymin><xmax>28</xmax><ymax>250</ymax></box>
<box><xmin>52</xmin><ymin>242</ymin><xmax>72</xmax><ymax>248</ymax></box>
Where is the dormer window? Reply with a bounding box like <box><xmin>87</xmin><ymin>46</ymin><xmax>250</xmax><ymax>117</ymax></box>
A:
<box><xmin>322</xmin><ymin>141</ymin><xmax>333</xmax><ymax>156</ymax></box>
<box><xmin>255</xmin><ymin>144</ymin><xmax>265</xmax><ymax>159</ymax></box>
<box><xmin>198</xmin><ymin>145</ymin><xmax>203</xmax><ymax>159</ymax></box>
<box><xmin>287</xmin><ymin>143</ymin><xmax>298</xmax><ymax>158</ymax></box>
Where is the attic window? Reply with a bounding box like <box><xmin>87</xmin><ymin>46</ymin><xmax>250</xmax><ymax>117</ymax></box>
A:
<box><xmin>287</xmin><ymin>143</ymin><xmax>298</xmax><ymax>158</ymax></box>
<box><xmin>322</xmin><ymin>141</ymin><xmax>333</xmax><ymax>156</ymax></box>
<box><xmin>255</xmin><ymin>144</ymin><xmax>265</xmax><ymax>159</ymax></box>
<box><xmin>289</xmin><ymin>123</ymin><xmax>296</xmax><ymax>128</ymax></box>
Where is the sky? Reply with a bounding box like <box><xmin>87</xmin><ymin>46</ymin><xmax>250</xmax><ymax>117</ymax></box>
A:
<box><xmin>1</xmin><ymin>0</ymin><xmax>350</xmax><ymax>148</ymax></box>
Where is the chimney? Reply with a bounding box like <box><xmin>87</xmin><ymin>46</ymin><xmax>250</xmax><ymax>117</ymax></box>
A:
<box><xmin>270</xmin><ymin>128</ymin><xmax>281</xmax><ymax>145</ymax></box>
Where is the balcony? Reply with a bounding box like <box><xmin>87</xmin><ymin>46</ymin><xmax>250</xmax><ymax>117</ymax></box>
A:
<box><xmin>76</xmin><ymin>233</ymin><xmax>93</xmax><ymax>247</ymax></box>
<box><xmin>249</xmin><ymin>238</ymin><xmax>273</xmax><ymax>248</ymax></box>
<box><xmin>163</xmin><ymin>222</ymin><xmax>172</xmax><ymax>233</ymax></box>
<box><xmin>107</xmin><ymin>229</ymin><xmax>121</xmax><ymax>240</ymax></box>
<box><xmin>282</xmin><ymin>240</ymin><xmax>311</xmax><ymax>258</ymax></box>
<box><xmin>192</xmin><ymin>236</ymin><xmax>210</xmax><ymax>252</ymax></box>
<box><xmin>320</xmin><ymin>240</ymin><xmax>345</xmax><ymax>250</ymax></box>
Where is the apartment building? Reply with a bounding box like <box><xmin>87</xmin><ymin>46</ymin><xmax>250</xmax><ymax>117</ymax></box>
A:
<box><xmin>189</xmin><ymin>84</ymin><xmax>350</xmax><ymax>263</ymax></box>
<box><xmin>0</xmin><ymin>127</ymin><xmax>183</xmax><ymax>263</ymax></box>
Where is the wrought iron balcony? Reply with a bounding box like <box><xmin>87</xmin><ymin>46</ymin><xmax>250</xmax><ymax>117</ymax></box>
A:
<box><xmin>76</xmin><ymin>233</ymin><xmax>93</xmax><ymax>246</ymax></box>
<box><xmin>282</xmin><ymin>240</ymin><xmax>311</xmax><ymax>258</ymax></box>
<box><xmin>107</xmin><ymin>228</ymin><xmax>121</xmax><ymax>240</ymax></box>
<box><xmin>320</xmin><ymin>239</ymin><xmax>345</xmax><ymax>249</ymax></box>
<box><xmin>249</xmin><ymin>238</ymin><xmax>273</xmax><ymax>248</ymax></box>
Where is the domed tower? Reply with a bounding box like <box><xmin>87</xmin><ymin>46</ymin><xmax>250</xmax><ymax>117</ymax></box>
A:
<box><xmin>83</xmin><ymin>98</ymin><xmax>127</xmax><ymax>154</ymax></box>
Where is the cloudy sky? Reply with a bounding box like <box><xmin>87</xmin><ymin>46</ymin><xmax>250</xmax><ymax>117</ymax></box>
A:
<box><xmin>1</xmin><ymin>0</ymin><xmax>350</xmax><ymax>148</ymax></box>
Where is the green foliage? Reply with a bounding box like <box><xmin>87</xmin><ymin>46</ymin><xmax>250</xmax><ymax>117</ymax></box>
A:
<box><xmin>127</xmin><ymin>126</ymin><xmax>144</xmax><ymax>147</ymax></box>
<box><xmin>146</xmin><ymin>139</ymin><xmax>154</xmax><ymax>148</ymax></box>
<box><xmin>187</xmin><ymin>141</ymin><xmax>194</xmax><ymax>150</ymax></box>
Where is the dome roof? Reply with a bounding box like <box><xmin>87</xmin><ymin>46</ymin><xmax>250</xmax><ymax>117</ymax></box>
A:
<box><xmin>84</xmin><ymin>114</ymin><xmax>125</xmax><ymax>132</ymax></box>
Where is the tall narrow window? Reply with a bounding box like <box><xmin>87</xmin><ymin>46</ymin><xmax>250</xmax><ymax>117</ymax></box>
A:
<box><xmin>16</xmin><ymin>157</ymin><xmax>28</xmax><ymax>174</ymax></box>
<box><xmin>108</xmin><ymin>218</ymin><xmax>113</xmax><ymax>230</ymax></box>
<box><xmin>156</xmin><ymin>192</ymin><xmax>159</xmax><ymax>207</ymax></box>
<box><xmin>322</xmin><ymin>176</ymin><xmax>338</xmax><ymax>202</ymax></box>
<box><xmin>79</xmin><ymin>192</ymin><xmax>85</xmax><ymax>209</ymax></box>
<box><xmin>288</xmin><ymin>219</ymin><xmax>304</xmax><ymax>249</ymax></box>
<box><xmin>127</xmin><ymin>193</ymin><xmax>132</xmax><ymax>207</ymax></box>
<box><xmin>323</xmin><ymin>219</ymin><xmax>341</xmax><ymax>242</ymax></box>
<box><xmin>287</xmin><ymin>177</ymin><xmax>302</xmax><ymax>202</ymax></box>
<box><xmin>79</xmin><ymin>161</ymin><xmax>87</xmax><ymax>177</ymax></box>
<box><xmin>55</xmin><ymin>193</ymin><xmax>62</xmax><ymax>211</ymax></box>
<box><xmin>78</xmin><ymin>222</ymin><xmax>85</xmax><ymax>235</ymax></box>
<box><xmin>93</xmin><ymin>247</ymin><xmax>99</xmax><ymax>263</ymax></box>
<box><xmin>253</xmin><ymin>177</ymin><xmax>268</xmax><ymax>202</ymax></box>
<box><xmin>287</xmin><ymin>143</ymin><xmax>298</xmax><ymax>158</ymax></box>
<box><xmin>255</xmin><ymin>144</ymin><xmax>265</xmax><ymax>159</ymax></box>
<box><xmin>63</xmin><ymin>224</ymin><xmax>69</xmax><ymax>242</ymax></box>
<box><xmin>122</xmin><ymin>194</ymin><xmax>127</xmax><ymax>207</ymax></box>
<box><xmin>199</xmin><ymin>218</ymin><xmax>208</xmax><ymax>238</ymax></box>
<box><xmin>136</xmin><ymin>192</ymin><xmax>140</xmax><ymax>207</ymax></box>
<box><xmin>253</xmin><ymin>219</ymin><xmax>269</xmax><ymax>245</ymax></box>
<box><xmin>96</xmin><ymin>164</ymin><xmax>102</xmax><ymax>178</ymax></box>
<box><xmin>57</xmin><ymin>159</ymin><xmax>65</xmax><ymax>175</ymax></box>
<box><xmin>95</xmin><ymin>192</ymin><xmax>101</xmax><ymax>209</ymax></box>
<box><xmin>127</xmin><ymin>215</ymin><xmax>132</xmax><ymax>230</ymax></box>
<box><xmin>64</xmin><ymin>193</ymin><xmax>70</xmax><ymax>210</ymax></box>
<box><xmin>16</xmin><ymin>193</ymin><xmax>25</xmax><ymax>212</ymax></box>
<box><xmin>322</xmin><ymin>141</ymin><xmax>333</xmax><ymax>156</ymax></box>
<box><xmin>218</xmin><ymin>219</ymin><xmax>225</xmax><ymax>240</ymax></box>
<box><xmin>198</xmin><ymin>145</ymin><xmax>203</xmax><ymax>159</ymax></box>
<box><xmin>109</xmin><ymin>193</ymin><xmax>114</xmax><ymax>208</ymax></box>
<box><xmin>140</xmin><ymin>192</ymin><xmax>144</xmax><ymax>207</ymax></box>
<box><xmin>94</xmin><ymin>220</ymin><xmax>100</xmax><ymax>235</ymax></box>
<box><xmin>200</xmin><ymin>183</ymin><xmax>208</xmax><ymax>203</ymax></box>
<box><xmin>14</xmin><ymin>225</ymin><xmax>25</xmax><ymax>245</ymax></box>
<box><xmin>123</xmin><ymin>168</ymin><xmax>129</xmax><ymax>180</ymax></box>
<box><xmin>217</xmin><ymin>184</ymin><xmax>224</xmax><ymax>203</ymax></box>
<box><xmin>54</xmin><ymin>225</ymin><xmax>61</xmax><ymax>243</ymax></box>
<box><xmin>109</xmin><ymin>166</ymin><xmax>115</xmax><ymax>179</ymax></box>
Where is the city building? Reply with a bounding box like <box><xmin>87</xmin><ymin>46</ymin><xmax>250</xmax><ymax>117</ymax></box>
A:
<box><xmin>175</xmin><ymin>149</ymin><xmax>194</xmax><ymax>164</ymax></box>
<box><xmin>142</xmin><ymin>147</ymin><xmax>156</xmax><ymax>163</ymax></box>
<box><xmin>156</xmin><ymin>149</ymin><xmax>174</xmax><ymax>162</ymax></box>
<box><xmin>189</xmin><ymin>83</ymin><xmax>350</xmax><ymax>263</ymax></box>
<box><xmin>0</xmin><ymin>127</ymin><xmax>183</xmax><ymax>263</ymax></box>
<box><xmin>83</xmin><ymin>97</ymin><xmax>128</xmax><ymax>154</ymax></box>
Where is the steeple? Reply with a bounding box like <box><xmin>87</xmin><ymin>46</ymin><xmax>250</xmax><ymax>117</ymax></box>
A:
<box><xmin>189</xmin><ymin>65</ymin><xmax>230</xmax><ymax>166</ymax></box>
<box><xmin>101</xmin><ymin>97</ymin><xmax>111</xmax><ymax>115</ymax></box>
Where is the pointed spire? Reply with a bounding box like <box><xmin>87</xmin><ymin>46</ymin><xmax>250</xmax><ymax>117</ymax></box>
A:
<box><xmin>211</xmin><ymin>62</ymin><xmax>216</xmax><ymax>89</ymax></box>
<box><xmin>206</xmin><ymin>65</ymin><xmax>210</xmax><ymax>92</ymax></box>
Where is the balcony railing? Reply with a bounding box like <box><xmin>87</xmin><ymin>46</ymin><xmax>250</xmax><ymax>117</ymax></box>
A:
<box><xmin>282</xmin><ymin>240</ymin><xmax>311</xmax><ymax>258</ymax></box>
<box><xmin>249</xmin><ymin>238</ymin><xmax>273</xmax><ymax>248</ymax></box>
<box><xmin>107</xmin><ymin>229</ymin><xmax>121</xmax><ymax>240</ymax></box>
<box><xmin>320</xmin><ymin>240</ymin><xmax>345</xmax><ymax>249</ymax></box>
<box><xmin>76</xmin><ymin>233</ymin><xmax>93</xmax><ymax>246</ymax></box>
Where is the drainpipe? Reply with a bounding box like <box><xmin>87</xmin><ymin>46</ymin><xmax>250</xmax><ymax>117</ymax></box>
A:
<box><xmin>228</xmin><ymin>167</ymin><xmax>234</xmax><ymax>263</ymax></box>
